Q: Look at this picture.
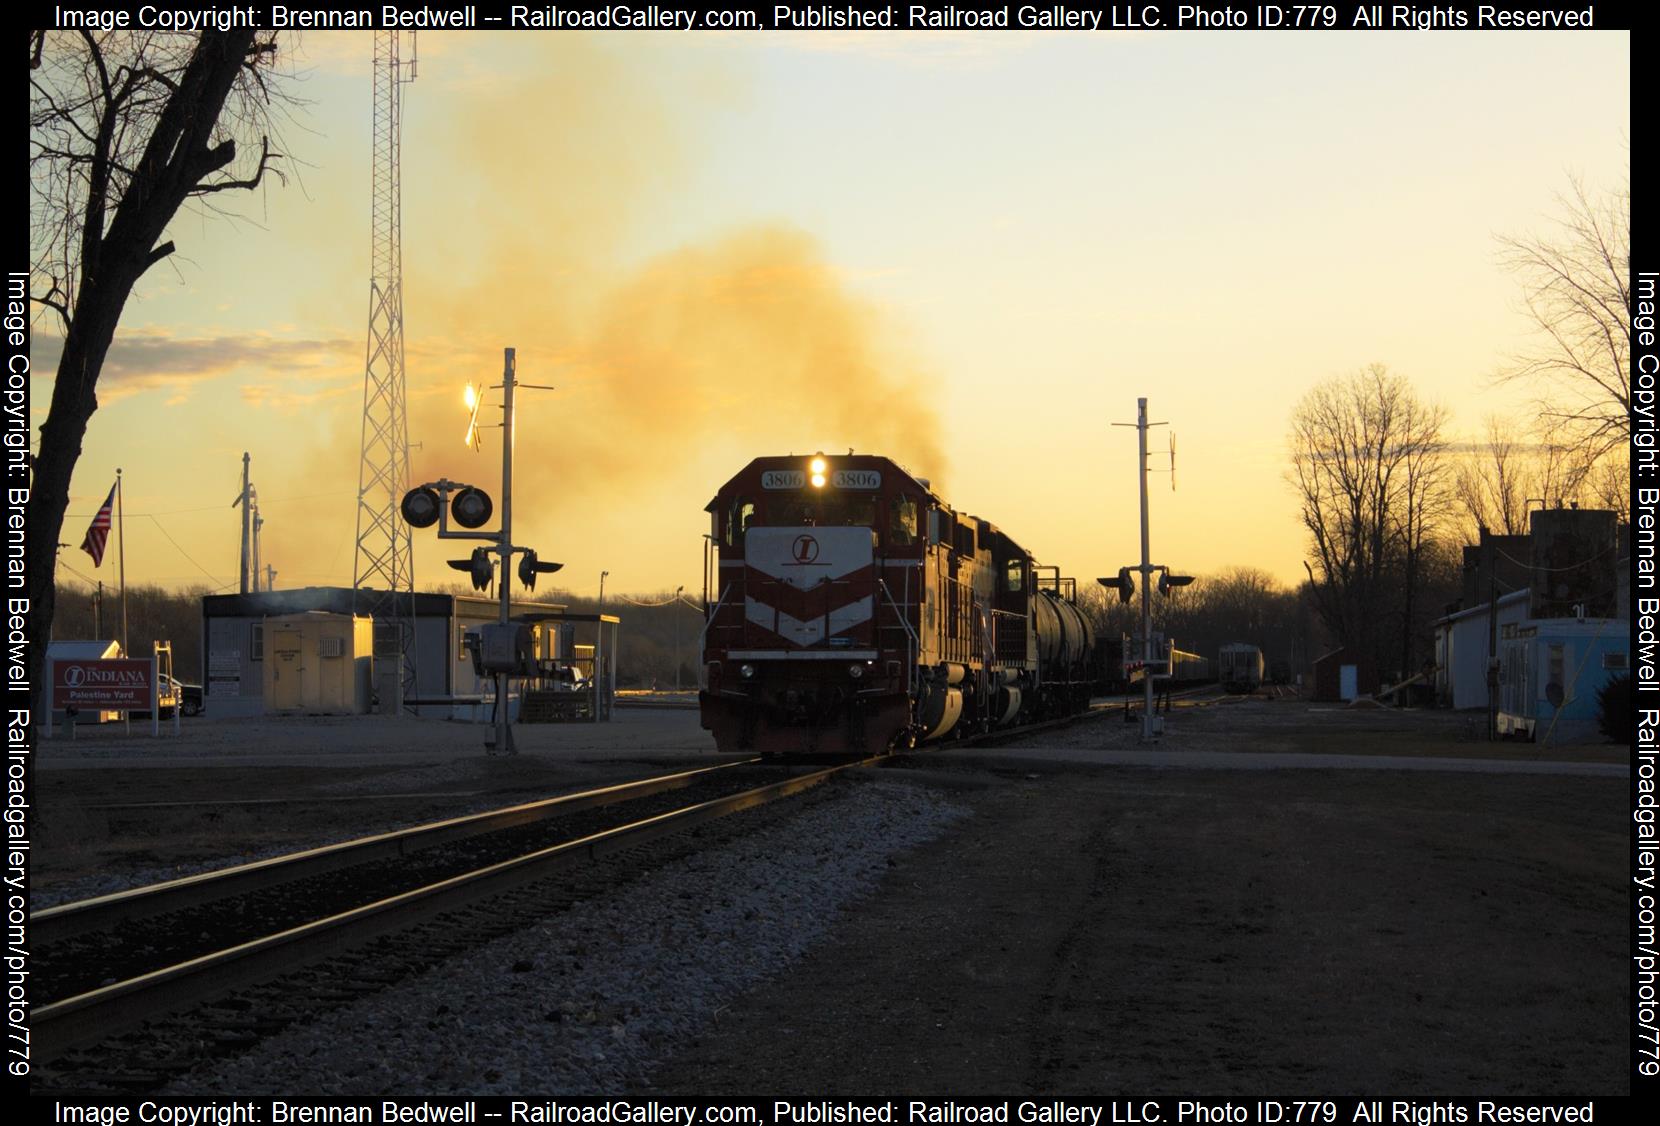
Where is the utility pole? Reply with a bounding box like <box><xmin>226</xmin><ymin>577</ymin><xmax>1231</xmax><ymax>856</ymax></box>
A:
<box><xmin>117</xmin><ymin>467</ymin><xmax>127</xmax><ymax>660</ymax></box>
<box><xmin>252</xmin><ymin>494</ymin><xmax>263</xmax><ymax>593</ymax></box>
<box><xmin>494</xmin><ymin>348</ymin><xmax>518</xmax><ymax>756</ymax></box>
<box><xmin>1133</xmin><ymin>399</ymin><xmax>1157</xmax><ymax>738</ymax></box>
<box><xmin>598</xmin><ymin>570</ymin><xmax>608</xmax><ymax>609</ymax></box>
<box><xmin>674</xmin><ymin>585</ymin><xmax>684</xmax><ymax>691</ymax></box>
<box><xmin>235</xmin><ymin>452</ymin><xmax>252</xmax><ymax>595</ymax></box>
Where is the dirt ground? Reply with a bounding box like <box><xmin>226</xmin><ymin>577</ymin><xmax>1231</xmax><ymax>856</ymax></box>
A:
<box><xmin>649</xmin><ymin>763</ymin><xmax>1627</xmax><ymax>1094</ymax></box>
<box><xmin>645</xmin><ymin>699</ymin><xmax>1629</xmax><ymax>1094</ymax></box>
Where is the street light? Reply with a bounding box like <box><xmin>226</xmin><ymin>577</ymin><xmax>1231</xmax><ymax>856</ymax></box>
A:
<box><xmin>674</xmin><ymin>585</ymin><xmax>685</xmax><ymax>692</ymax></box>
<box><xmin>599</xmin><ymin>570</ymin><xmax>609</xmax><ymax>609</ymax></box>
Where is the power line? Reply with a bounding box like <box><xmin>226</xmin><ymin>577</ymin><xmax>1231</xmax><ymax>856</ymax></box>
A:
<box><xmin>61</xmin><ymin>490</ymin><xmax>354</xmax><ymax>520</ymax></box>
<box><xmin>146</xmin><ymin>513</ymin><xmax>229</xmax><ymax>587</ymax></box>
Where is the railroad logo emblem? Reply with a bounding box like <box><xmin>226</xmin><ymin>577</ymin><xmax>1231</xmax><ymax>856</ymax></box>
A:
<box><xmin>792</xmin><ymin>534</ymin><xmax>820</xmax><ymax>564</ymax></box>
<box><xmin>64</xmin><ymin>666</ymin><xmax>85</xmax><ymax>687</ymax></box>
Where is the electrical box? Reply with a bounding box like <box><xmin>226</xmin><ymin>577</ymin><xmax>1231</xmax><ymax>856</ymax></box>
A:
<box><xmin>477</xmin><ymin>622</ymin><xmax>534</xmax><ymax>675</ymax></box>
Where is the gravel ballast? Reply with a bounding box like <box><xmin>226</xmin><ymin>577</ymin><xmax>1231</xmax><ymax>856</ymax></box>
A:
<box><xmin>162</xmin><ymin>778</ymin><xmax>968</xmax><ymax>1095</ymax></box>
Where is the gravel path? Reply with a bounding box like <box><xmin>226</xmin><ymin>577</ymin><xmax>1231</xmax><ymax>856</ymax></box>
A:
<box><xmin>161</xmin><ymin>779</ymin><xmax>968</xmax><ymax>1095</ymax></box>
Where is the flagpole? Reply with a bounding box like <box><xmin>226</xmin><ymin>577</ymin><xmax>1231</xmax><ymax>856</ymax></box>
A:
<box><xmin>117</xmin><ymin>467</ymin><xmax>128</xmax><ymax>658</ymax></box>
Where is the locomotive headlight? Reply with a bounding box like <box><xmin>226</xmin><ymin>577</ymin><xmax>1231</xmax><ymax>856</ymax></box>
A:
<box><xmin>848</xmin><ymin>663</ymin><xmax>864</xmax><ymax>679</ymax></box>
<box><xmin>810</xmin><ymin>455</ymin><xmax>827</xmax><ymax>488</ymax></box>
<box><xmin>740</xmin><ymin>663</ymin><xmax>755</xmax><ymax>679</ymax></box>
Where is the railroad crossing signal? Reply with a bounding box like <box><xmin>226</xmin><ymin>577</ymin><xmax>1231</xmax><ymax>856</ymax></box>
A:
<box><xmin>517</xmin><ymin>550</ymin><xmax>563</xmax><ymax>591</ymax></box>
<box><xmin>448</xmin><ymin>546</ymin><xmax>493</xmax><ymax>591</ymax></box>
<box><xmin>1098</xmin><ymin>568</ymin><xmax>1135</xmax><ymax>604</ymax></box>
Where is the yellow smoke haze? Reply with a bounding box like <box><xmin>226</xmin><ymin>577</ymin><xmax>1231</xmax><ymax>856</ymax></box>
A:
<box><xmin>242</xmin><ymin>37</ymin><xmax>946</xmax><ymax>590</ymax></box>
<box><xmin>405</xmin><ymin>224</ymin><xmax>947</xmax><ymax>521</ymax></box>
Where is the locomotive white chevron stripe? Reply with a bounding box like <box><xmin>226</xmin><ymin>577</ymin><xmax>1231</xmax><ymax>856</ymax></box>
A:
<box><xmin>744</xmin><ymin>596</ymin><xmax>874</xmax><ymax>647</ymax></box>
<box><xmin>745</xmin><ymin>526</ymin><xmax>874</xmax><ymax>587</ymax></box>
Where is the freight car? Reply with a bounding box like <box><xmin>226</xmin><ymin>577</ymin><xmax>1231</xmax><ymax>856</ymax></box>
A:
<box><xmin>1217</xmin><ymin>642</ymin><xmax>1265</xmax><ymax>694</ymax></box>
<box><xmin>1168</xmin><ymin>647</ymin><xmax>1212</xmax><ymax>685</ymax></box>
<box><xmin>698</xmin><ymin>452</ymin><xmax>1097</xmax><ymax>754</ymax></box>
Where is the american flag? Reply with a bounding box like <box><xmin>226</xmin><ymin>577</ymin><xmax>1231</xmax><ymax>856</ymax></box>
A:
<box><xmin>80</xmin><ymin>482</ymin><xmax>116</xmax><ymax>567</ymax></box>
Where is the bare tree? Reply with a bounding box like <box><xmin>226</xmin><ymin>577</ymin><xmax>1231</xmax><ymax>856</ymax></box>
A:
<box><xmin>1497</xmin><ymin>176</ymin><xmax>1630</xmax><ymax>460</ymax></box>
<box><xmin>1393</xmin><ymin>393</ymin><xmax>1452</xmax><ymax>676</ymax></box>
<box><xmin>27</xmin><ymin>30</ymin><xmax>288</xmax><ymax>691</ymax></box>
<box><xmin>1453</xmin><ymin>413</ymin><xmax>1598</xmax><ymax>539</ymax></box>
<box><xmin>1288</xmin><ymin>365</ymin><xmax>1449</xmax><ymax>678</ymax></box>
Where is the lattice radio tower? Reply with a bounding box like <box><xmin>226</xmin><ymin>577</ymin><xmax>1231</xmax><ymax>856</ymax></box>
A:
<box><xmin>353</xmin><ymin>31</ymin><xmax>417</xmax><ymax>713</ymax></box>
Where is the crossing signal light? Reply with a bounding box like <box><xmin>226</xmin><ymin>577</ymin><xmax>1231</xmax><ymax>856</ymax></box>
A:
<box><xmin>1097</xmin><ymin>568</ymin><xmax>1135</xmax><ymax>604</ymax></box>
<box><xmin>451</xmin><ymin>486</ymin><xmax>494</xmax><ymax>529</ymax></box>
<box><xmin>517</xmin><ymin>550</ymin><xmax>563</xmax><ymax>591</ymax></box>
<box><xmin>448</xmin><ymin>546</ymin><xmax>493</xmax><ymax>591</ymax></box>
<box><xmin>400</xmin><ymin>486</ymin><xmax>441</xmax><ymax>528</ymax></box>
<box><xmin>1158</xmin><ymin>572</ymin><xmax>1194</xmax><ymax>597</ymax></box>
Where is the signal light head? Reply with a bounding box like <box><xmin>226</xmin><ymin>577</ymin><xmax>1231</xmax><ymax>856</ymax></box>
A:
<box><xmin>517</xmin><ymin>550</ymin><xmax>564</xmax><ymax>591</ymax></box>
<box><xmin>447</xmin><ymin>546</ymin><xmax>494</xmax><ymax>592</ymax></box>
<box><xmin>400</xmin><ymin>487</ymin><xmax>441</xmax><ymax>528</ymax></box>
<box><xmin>451</xmin><ymin>487</ymin><xmax>494</xmax><ymax>529</ymax></box>
<box><xmin>1158</xmin><ymin>571</ymin><xmax>1194</xmax><ymax>597</ymax></box>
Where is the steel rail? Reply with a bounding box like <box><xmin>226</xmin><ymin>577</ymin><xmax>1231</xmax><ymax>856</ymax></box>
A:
<box><xmin>33</xmin><ymin>757</ymin><xmax>870</xmax><ymax>1065</ymax></box>
<box><xmin>33</xmin><ymin>758</ymin><xmax>759</xmax><ymax>946</ymax></box>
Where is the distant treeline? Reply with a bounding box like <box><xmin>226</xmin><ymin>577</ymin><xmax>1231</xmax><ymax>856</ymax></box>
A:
<box><xmin>50</xmin><ymin>566</ymin><xmax>1380</xmax><ymax>693</ymax></box>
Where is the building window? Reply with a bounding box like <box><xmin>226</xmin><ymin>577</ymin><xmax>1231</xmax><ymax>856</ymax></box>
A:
<box><xmin>250</xmin><ymin>623</ymin><xmax>264</xmax><ymax>661</ymax></box>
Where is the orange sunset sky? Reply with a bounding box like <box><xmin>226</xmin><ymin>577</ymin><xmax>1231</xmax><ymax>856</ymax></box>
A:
<box><xmin>32</xmin><ymin>29</ymin><xmax>1630</xmax><ymax>599</ymax></box>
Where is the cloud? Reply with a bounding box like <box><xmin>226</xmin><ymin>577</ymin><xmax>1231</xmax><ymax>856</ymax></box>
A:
<box><xmin>32</xmin><ymin>329</ymin><xmax>358</xmax><ymax>404</ymax></box>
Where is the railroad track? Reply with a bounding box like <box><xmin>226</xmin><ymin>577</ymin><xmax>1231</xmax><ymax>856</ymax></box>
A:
<box><xmin>31</xmin><ymin>756</ymin><xmax>877</xmax><ymax>1070</ymax></box>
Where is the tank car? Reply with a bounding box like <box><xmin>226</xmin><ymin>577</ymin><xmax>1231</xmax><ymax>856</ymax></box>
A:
<box><xmin>698</xmin><ymin>452</ymin><xmax>1097</xmax><ymax>754</ymax></box>
<box><xmin>1217</xmin><ymin>642</ymin><xmax>1265</xmax><ymax>694</ymax></box>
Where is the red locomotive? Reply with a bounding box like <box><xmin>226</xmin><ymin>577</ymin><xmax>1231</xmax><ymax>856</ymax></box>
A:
<box><xmin>698</xmin><ymin>452</ymin><xmax>1097</xmax><ymax>754</ymax></box>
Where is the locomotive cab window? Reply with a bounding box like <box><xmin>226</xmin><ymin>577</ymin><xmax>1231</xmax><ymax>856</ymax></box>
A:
<box><xmin>773</xmin><ymin>496</ymin><xmax>815</xmax><ymax>526</ymax></box>
<box><xmin>889</xmin><ymin>495</ymin><xmax>918</xmax><ymax>546</ymax></box>
<box><xmin>725</xmin><ymin>497</ymin><xmax>755</xmax><ymax>546</ymax></box>
<box><xmin>1005</xmin><ymin>559</ymin><xmax>1024</xmax><ymax>592</ymax></box>
<box><xmin>820</xmin><ymin>494</ymin><xmax>876</xmax><ymax>528</ymax></box>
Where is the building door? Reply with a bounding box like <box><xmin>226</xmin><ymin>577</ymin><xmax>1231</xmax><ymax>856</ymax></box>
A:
<box><xmin>271</xmin><ymin>627</ymin><xmax>304</xmax><ymax>710</ymax></box>
<box><xmin>1339</xmin><ymin>664</ymin><xmax>1359</xmax><ymax>701</ymax></box>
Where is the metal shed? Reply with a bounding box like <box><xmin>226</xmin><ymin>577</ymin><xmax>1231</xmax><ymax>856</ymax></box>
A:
<box><xmin>262</xmin><ymin>612</ymin><xmax>374</xmax><ymax>715</ymax></box>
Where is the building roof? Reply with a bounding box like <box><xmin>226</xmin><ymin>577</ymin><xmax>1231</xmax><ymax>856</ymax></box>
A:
<box><xmin>1434</xmin><ymin>588</ymin><xmax>1531</xmax><ymax>629</ymax></box>
<box><xmin>202</xmin><ymin>585</ymin><xmax>568</xmax><ymax>620</ymax></box>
